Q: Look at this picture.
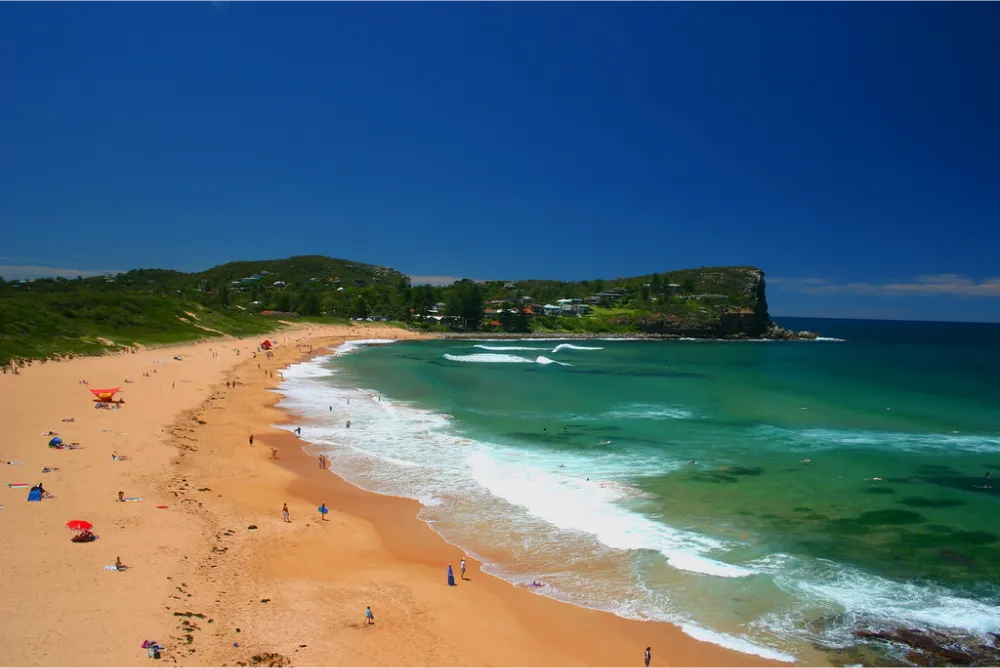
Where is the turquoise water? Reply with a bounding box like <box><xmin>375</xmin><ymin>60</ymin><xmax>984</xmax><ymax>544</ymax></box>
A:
<box><xmin>275</xmin><ymin>318</ymin><xmax>1000</xmax><ymax>663</ymax></box>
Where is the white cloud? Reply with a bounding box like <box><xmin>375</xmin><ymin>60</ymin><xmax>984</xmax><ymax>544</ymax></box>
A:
<box><xmin>769</xmin><ymin>274</ymin><xmax>1000</xmax><ymax>298</ymax></box>
<box><xmin>0</xmin><ymin>265</ymin><xmax>120</xmax><ymax>280</ymax></box>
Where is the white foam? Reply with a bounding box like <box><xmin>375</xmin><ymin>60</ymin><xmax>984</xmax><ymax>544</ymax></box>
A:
<box><xmin>604</xmin><ymin>404</ymin><xmax>693</xmax><ymax>420</ymax></box>
<box><xmin>754</xmin><ymin>424</ymin><xmax>1000</xmax><ymax>454</ymax></box>
<box><xmin>536</xmin><ymin>356</ymin><xmax>572</xmax><ymax>366</ymax></box>
<box><xmin>813</xmin><ymin>337</ymin><xmax>846</xmax><ymax>342</ymax></box>
<box><xmin>331</xmin><ymin>338</ymin><xmax>398</xmax><ymax>356</ymax></box>
<box><xmin>466</xmin><ymin>448</ymin><xmax>756</xmax><ymax>579</ymax></box>
<box><xmin>680</xmin><ymin>623</ymin><xmax>797</xmax><ymax>663</ymax></box>
<box><xmin>551</xmin><ymin>343</ymin><xmax>604</xmax><ymax>352</ymax></box>
<box><xmin>760</xmin><ymin>559</ymin><xmax>1000</xmax><ymax>648</ymax></box>
<box><xmin>443</xmin><ymin>353</ymin><xmax>535</xmax><ymax>364</ymax></box>
<box><xmin>474</xmin><ymin>344</ymin><xmax>548</xmax><ymax>351</ymax></box>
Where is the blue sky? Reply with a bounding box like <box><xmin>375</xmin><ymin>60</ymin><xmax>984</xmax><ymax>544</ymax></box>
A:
<box><xmin>1</xmin><ymin>3</ymin><xmax>998</xmax><ymax>321</ymax></box>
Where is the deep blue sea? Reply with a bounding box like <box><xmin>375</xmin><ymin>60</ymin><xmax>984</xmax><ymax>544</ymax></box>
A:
<box><xmin>274</xmin><ymin>318</ymin><xmax>1000</xmax><ymax>664</ymax></box>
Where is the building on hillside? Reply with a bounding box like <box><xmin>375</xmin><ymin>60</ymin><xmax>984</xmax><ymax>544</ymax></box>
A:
<box><xmin>503</xmin><ymin>282</ymin><xmax>515</xmax><ymax>290</ymax></box>
<box><xmin>543</xmin><ymin>304</ymin><xmax>562</xmax><ymax>316</ymax></box>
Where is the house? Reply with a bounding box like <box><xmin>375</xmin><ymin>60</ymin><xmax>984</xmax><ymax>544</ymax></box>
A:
<box><xmin>520</xmin><ymin>295</ymin><xmax>534</xmax><ymax>303</ymax></box>
<box><xmin>273</xmin><ymin>281</ymin><xmax>286</xmax><ymax>288</ymax></box>
<box><xmin>666</xmin><ymin>283</ymin><xmax>682</xmax><ymax>291</ymax></box>
<box><xmin>578</xmin><ymin>304</ymin><xmax>592</xmax><ymax>315</ymax></box>
<box><xmin>543</xmin><ymin>304</ymin><xmax>562</xmax><ymax>316</ymax></box>
<box><xmin>503</xmin><ymin>282</ymin><xmax>515</xmax><ymax>290</ymax></box>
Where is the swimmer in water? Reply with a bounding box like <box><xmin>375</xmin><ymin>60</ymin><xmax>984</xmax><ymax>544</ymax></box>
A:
<box><xmin>600</xmin><ymin>440</ymin><xmax>612</xmax><ymax>445</ymax></box>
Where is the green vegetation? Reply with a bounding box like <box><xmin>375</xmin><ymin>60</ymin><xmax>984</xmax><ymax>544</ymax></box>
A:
<box><xmin>1</xmin><ymin>257</ymin><xmax>772</xmax><ymax>365</ymax></box>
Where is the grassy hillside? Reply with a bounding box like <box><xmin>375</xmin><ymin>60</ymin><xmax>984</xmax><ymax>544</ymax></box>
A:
<box><xmin>0</xmin><ymin>257</ymin><xmax>774</xmax><ymax>365</ymax></box>
<box><xmin>0</xmin><ymin>255</ymin><xmax>404</xmax><ymax>365</ymax></box>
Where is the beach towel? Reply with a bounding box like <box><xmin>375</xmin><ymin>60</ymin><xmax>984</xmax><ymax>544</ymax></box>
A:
<box><xmin>105</xmin><ymin>565</ymin><xmax>119</xmax><ymax>571</ymax></box>
<box><xmin>125</xmin><ymin>497</ymin><xmax>143</xmax><ymax>502</ymax></box>
<box><xmin>8</xmin><ymin>483</ymin><xmax>30</xmax><ymax>488</ymax></box>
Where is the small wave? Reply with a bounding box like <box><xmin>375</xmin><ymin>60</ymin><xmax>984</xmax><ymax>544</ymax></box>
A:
<box><xmin>443</xmin><ymin>353</ymin><xmax>535</xmax><ymax>364</ymax></box>
<box><xmin>474</xmin><ymin>344</ymin><xmax>548</xmax><ymax>351</ymax></box>
<box><xmin>466</xmin><ymin>449</ymin><xmax>760</xmax><ymax>580</ymax></box>
<box><xmin>604</xmin><ymin>404</ymin><xmax>693</xmax><ymax>420</ymax></box>
<box><xmin>551</xmin><ymin>343</ymin><xmax>604</xmax><ymax>353</ymax></box>
<box><xmin>331</xmin><ymin>339</ymin><xmax>398</xmax><ymax>356</ymax></box>
<box><xmin>680</xmin><ymin>623</ymin><xmax>796</xmax><ymax>663</ymax></box>
<box><xmin>536</xmin><ymin>356</ymin><xmax>572</xmax><ymax>366</ymax></box>
<box><xmin>754</xmin><ymin>425</ymin><xmax>1000</xmax><ymax>454</ymax></box>
<box><xmin>758</xmin><ymin>559</ymin><xmax>1000</xmax><ymax>650</ymax></box>
<box><xmin>813</xmin><ymin>337</ymin><xmax>846</xmax><ymax>342</ymax></box>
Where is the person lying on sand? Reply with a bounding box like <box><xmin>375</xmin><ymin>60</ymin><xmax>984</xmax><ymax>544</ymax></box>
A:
<box><xmin>41</xmin><ymin>467</ymin><xmax>59</xmax><ymax>473</ymax></box>
<box><xmin>61</xmin><ymin>418</ymin><xmax>75</xmax><ymax>423</ymax></box>
<box><xmin>72</xmin><ymin>530</ymin><xmax>96</xmax><ymax>543</ymax></box>
<box><xmin>111</xmin><ymin>453</ymin><xmax>130</xmax><ymax>461</ymax></box>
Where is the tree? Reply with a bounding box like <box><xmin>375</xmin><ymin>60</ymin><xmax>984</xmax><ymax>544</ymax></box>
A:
<box><xmin>445</xmin><ymin>281</ymin><xmax>484</xmax><ymax>329</ymax></box>
<box><xmin>275</xmin><ymin>292</ymin><xmax>292</xmax><ymax>312</ymax></box>
<box><xmin>300</xmin><ymin>292</ymin><xmax>321</xmax><ymax>316</ymax></box>
<box><xmin>352</xmin><ymin>296</ymin><xmax>370</xmax><ymax>320</ymax></box>
<box><xmin>650</xmin><ymin>273</ymin><xmax>663</xmax><ymax>294</ymax></box>
<box><xmin>681</xmin><ymin>278</ymin><xmax>696</xmax><ymax>294</ymax></box>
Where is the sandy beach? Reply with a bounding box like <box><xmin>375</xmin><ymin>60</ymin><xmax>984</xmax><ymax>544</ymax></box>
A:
<box><xmin>0</xmin><ymin>323</ymin><xmax>786</xmax><ymax>667</ymax></box>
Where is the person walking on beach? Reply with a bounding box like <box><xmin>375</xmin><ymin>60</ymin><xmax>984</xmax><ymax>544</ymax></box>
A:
<box><xmin>447</xmin><ymin>563</ymin><xmax>456</xmax><ymax>586</ymax></box>
<box><xmin>319</xmin><ymin>503</ymin><xmax>328</xmax><ymax>521</ymax></box>
<box><xmin>644</xmin><ymin>647</ymin><xmax>651</xmax><ymax>667</ymax></box>
<box><xmin>282</xmin><ymin>503</ymin><xmax>291</xmax><ymax>523</ymax></box>
<box><xmin>365</xmin><ymin>606</ymin><xmax>374</xmax><ymax>625</ymax></box>
<box><xmin>460</xmin><ymin>558</ymin><xmax>467</xmax><ymax>580</ymax></box>
<box><xmin>249</xmin><ymin>434</ymin><xmax>254</xmax><ymax>447</ymax></box>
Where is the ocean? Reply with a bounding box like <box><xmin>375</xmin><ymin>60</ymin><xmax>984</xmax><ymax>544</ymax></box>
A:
<box><xmin>274</xmin><ymin>317</ymin><xmax>1000</xmax><ymax>664</ymax></box>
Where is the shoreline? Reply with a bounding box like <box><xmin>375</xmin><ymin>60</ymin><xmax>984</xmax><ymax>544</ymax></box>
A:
<box><xmin>0</xmin><ymin>325</ymin><xmax>793</xmax><ymax>667</ymax></box>
<box><xmin>437</xmin><ymin>331</ymin><xmax>824</xmax><ymax>341</ymax></box>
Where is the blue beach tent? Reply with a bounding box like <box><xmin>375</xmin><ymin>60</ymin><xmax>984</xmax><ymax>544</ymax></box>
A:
<box><xmin>27</xmin><ymin>488</ymin><xmax>42</xmax><ymax>502</ymax></box>
<box><xmin>48</xmin><ymin>437</ymin><xmax>63</xmax><ymax>447</ymax></box>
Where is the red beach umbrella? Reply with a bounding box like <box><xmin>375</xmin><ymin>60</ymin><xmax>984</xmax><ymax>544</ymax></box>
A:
<box><xmin>66</xmin><ymin>520</ymin><xmax>93</xmax><ymax>531</ymax></box>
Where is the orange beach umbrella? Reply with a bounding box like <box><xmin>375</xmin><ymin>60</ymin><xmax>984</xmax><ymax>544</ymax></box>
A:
<box><xmin>89</xmin><ymin>387</ymin><xmax>120</xmax><ymax>402</ymax></box>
